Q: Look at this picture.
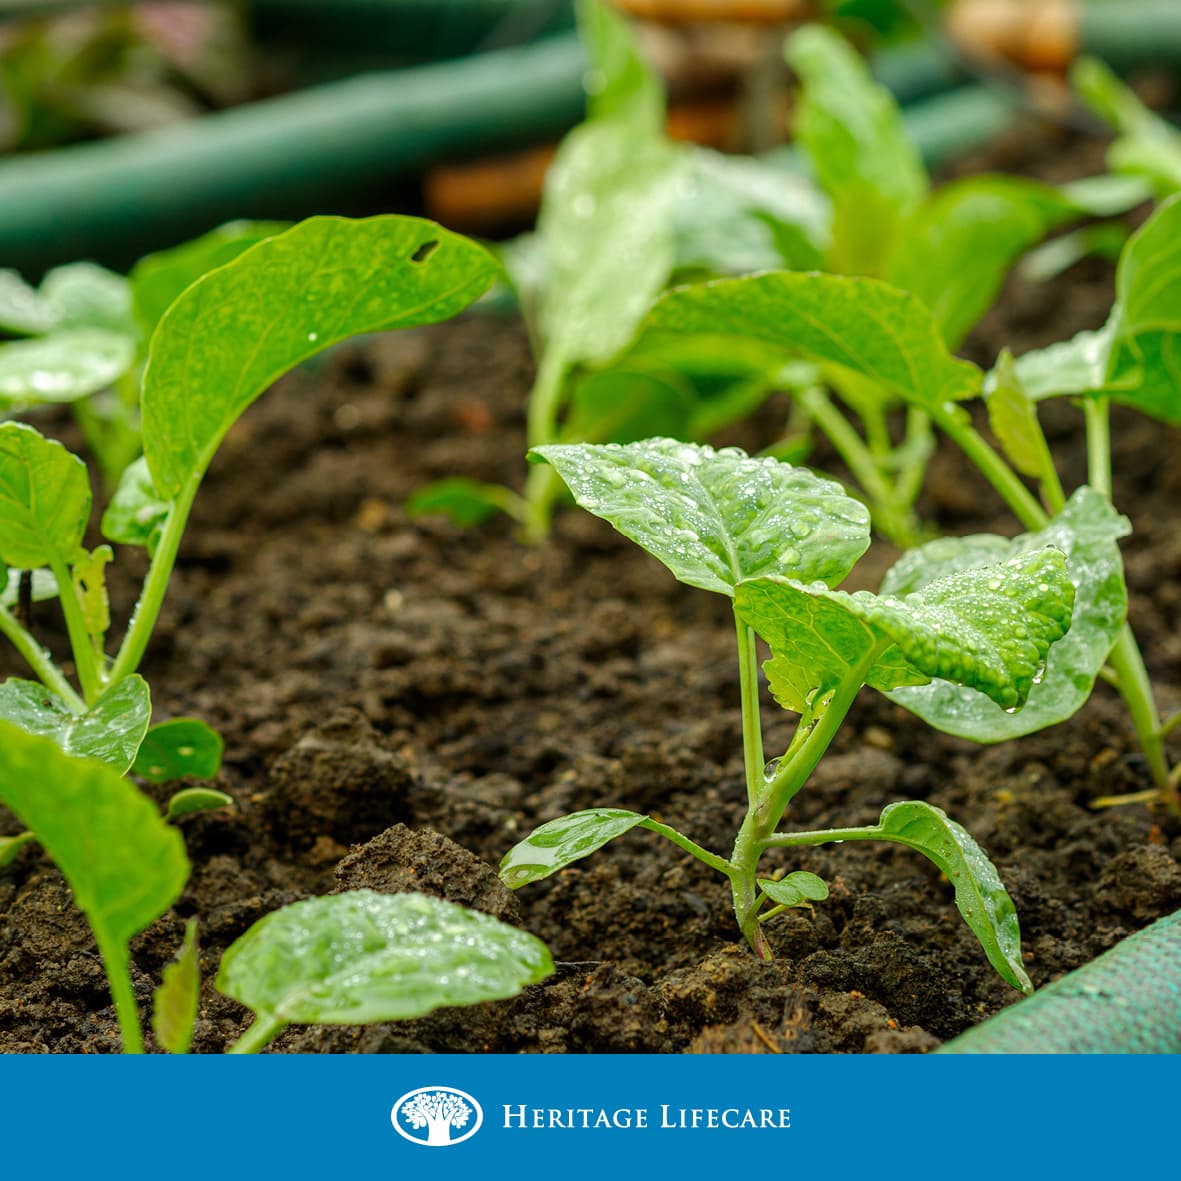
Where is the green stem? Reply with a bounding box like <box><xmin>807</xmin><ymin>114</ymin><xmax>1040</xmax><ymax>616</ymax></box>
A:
<box><xmin>96</xmin><ymin>937</ymin><xmax>143</xmax><ymax>1054</ymax></box>
<box><xmin>1159</xmin><ymin>708</ymin><xmax>1181</xmax><ymax>740</ymax></box>
<box><xmin>1083</xmin><ymin>396</ymin><xmax>1112</xmax><ymax>498</ymax></box>
<box><xmin>734</xmin><ymin>609</ymin><xmax>766</xmax><ymax>813</ymax></box>
<box><xmin>761</xmin><ymin>645</ymin><xmax>882</xmax><ymax>826</ymax></box>
<box><xmin>796</xmin><ymin>387</ymin><xmax>920</xmax><ymax>547</ymax></box>
<box><xmin>525</xmin><ymin>345</ymin><xmax>569</xmax><ymax>451</ymax></box>
<box><xmin>227</xmin><ymin>1015</ymin><xmax>286</xmax><ymax>1055</ymax></box>
<box><xmin>932</xmin><ymin>405</ymin><xmax>1047</xmax><ymax>531</ymax></box>
<box><xmin>638</xmin><ymin>818</ymin><xmax>733</xmax><ymax>878</ymax></box>
<box><xmin>1082</xmin><ymin>395</ymin><xmax>1176</xmax><ymax>811</ymax></box>
<box><xmin>761</xmin><ymin>823</ymin><xmax>885</xmax><ymax>849</ymax></box>
<box><xmin>48</xmin><ymin>555</ymin><xmax>101</xmax><ymax>704</ymax></box>
<box><xmin>520</xmin><ymin>460</ymin><xmax>563</xmax><ymax>545</ymax></box>
<box><xmin>0</xmin><ymin>602</ymin><xmax>86</xmax><ymax>712</ymax></box>
<box><xmin>1108</xmin><ymin>624</ymin><xmax>1177</xmax><ymax>811</ymax></box>
<box><xmin>896</xmin><ymin>406</ymin><xmax>934</xmax><ymax>510</ymax></box>
<box><xmin>109</xmin><ymin>474</ymin><xmax>201</xmax><ymax>685</ymax></box>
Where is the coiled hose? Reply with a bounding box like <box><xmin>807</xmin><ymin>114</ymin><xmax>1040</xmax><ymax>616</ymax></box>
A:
<box><xmin>938</xmin><ymin>909</ymin><xmax>1181</xmax><ymax>1053</ymax></box>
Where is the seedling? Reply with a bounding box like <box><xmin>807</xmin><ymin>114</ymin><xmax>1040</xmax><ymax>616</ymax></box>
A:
<box><xmin>501</xmin><ymin>439</ymin><xmax>1078</xmax><ymax>990</ymax></box>
<box><xmin>0</xmin><ymin>214</ymin><xmax>497</xmax><ymax>834</ymax></box>
<box><xmin>0</xmin><ymin>720</ymin><xmax>552</xmax><ymax>1054</ymax></box>
<box><xmin>644</xmin><ymin>194</ymin><xmax>1181</xmax><ymax>813</ymax></box>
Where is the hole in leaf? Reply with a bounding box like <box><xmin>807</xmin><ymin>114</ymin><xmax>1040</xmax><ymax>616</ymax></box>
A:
<box><xmin>410</xmin><ymin>240</ymin><xmax>440</xmax><ymax>264</ymax></box>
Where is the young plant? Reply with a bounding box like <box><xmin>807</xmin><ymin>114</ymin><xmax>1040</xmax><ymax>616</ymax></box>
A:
<box><xmin>501</xmin><ymin>438</ymin><xmax>1078</xmax><ymax>991</ymax></box>
<box><xmin>643</xmin><ymin>194</ymin><xmax>1181</xmax><ymax>813</ymax></box>
<box><xmin>0</xmin><ymin>721</ymin><xmax>553</xmax><ymax>1054</ymax></box>
<box><xmin>0</xmin><ymin>214</ymin><xmax>497</xmax><ymax>838</ymax></box>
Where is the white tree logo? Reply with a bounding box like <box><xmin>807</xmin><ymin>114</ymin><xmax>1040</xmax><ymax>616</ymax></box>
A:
<box><xmin>391</xmin><ymin>1086</ymin><xmax>483</xmax><ymax>1147</ymax></box>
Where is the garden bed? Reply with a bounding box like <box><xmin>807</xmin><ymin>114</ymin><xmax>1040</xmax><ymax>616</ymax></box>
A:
<box><xmin>2</xmin><ymin>124</ymin><xmax>1180</xmax><ymax>1055</ymax></box>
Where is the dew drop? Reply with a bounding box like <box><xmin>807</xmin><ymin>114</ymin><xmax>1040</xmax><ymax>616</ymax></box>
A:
<box><xmin>307</xmin><ymin>331</ymin><xmax>319</xmax><ymax>342</ymax></box>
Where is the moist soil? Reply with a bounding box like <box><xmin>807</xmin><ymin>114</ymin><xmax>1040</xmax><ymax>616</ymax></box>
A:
<box><xmin>2</xmin><ymin>125</ymin><xmax>1181</xmax><ymax>1054</ymax></box>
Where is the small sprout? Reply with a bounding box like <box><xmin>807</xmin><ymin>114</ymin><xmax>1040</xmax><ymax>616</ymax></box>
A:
<box><xmin>165</xmin><ymin>788</ymin><xmax>234</xmax><ymax>823</ymax></box>
<box><xmin>502</xmin><ymin>440</ymin><xmax>1078</xmax><ymax>991</ymax></box>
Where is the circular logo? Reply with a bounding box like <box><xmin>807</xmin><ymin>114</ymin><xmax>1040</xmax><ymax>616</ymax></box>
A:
<box><xmin>391</xmin><ymin>1086</ymin><xmax>483</xmax><ymax>1147</ymax></box>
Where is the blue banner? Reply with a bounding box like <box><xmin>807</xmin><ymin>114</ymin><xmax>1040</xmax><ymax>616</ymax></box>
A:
<box><xmin>0</xmin><ymin>1053</ymin><xmax>1173</xmax><ymax>1178</ymax></box>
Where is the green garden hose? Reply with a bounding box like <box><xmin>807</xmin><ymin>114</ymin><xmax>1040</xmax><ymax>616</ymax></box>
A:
<box><xmin>0</xmin><ymin>33</ymin><xmax>586</xmax><ymax>275</ymax></box>
<box><xmin>938</xmin><ymin>909</ymin><xmax>1181</xmax><ymax>1053</ymax></box>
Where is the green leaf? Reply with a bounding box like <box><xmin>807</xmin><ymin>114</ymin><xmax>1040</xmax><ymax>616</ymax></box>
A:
<box><xmin>736</xmin><ymin>549</ymin><xmax>1075</xmax><ymax>713</ymax></box>
<box><xmin>671</xmin><ymin>147</ymin><xmax>829</xmax><ymax>277</ymax></box>
<box><xmin>0</xmin><ymin>422</ymin><xmax>91</xmax><ymax>568</ymax></box>
<box><xmin>531</xmin><ymin>439</ymin><xmax>870</xmax><ymax>597</ymax></box>
<box><xmin>986</xmin><ymin>349</ymin><xmax>1051</xmax><ymax>478</ymax></box>
<box><xmin>38</xmin><ymin>263</ymin><xmax>135</xmax><ymax>337</ymax></box>
<box><xmin>645</xmin><ymin>272</ymin><xmax>981</xmax><ymax>411</ymax></box>
<box><xmin>0</xmin><ymin>718</ymin><xmax>189</xmax><ymax>981</ymax></box>
<box><xmin>0</xmin><ymin>330</ymin><xmax>135</xmax><ymax>409</ymax></box>
<box><xmin>537</xmin><ymin>120</ymin><xmax>684</xmax><ymax>368</ymax></box>
<box><xmin>133</xmin><ymin>717</ymin><xmax>224</xmax><ymax>783</ymax></box>
<box><xmin>882</xmin><ymin>488</ymin><xmax>1129</xmax><ymax>741</ymax></box>
<box><xmin>142</xmin><ymin>216</ymin><xmax>498</xmax><ymax>499</ymax></box>
<box><xmin>0</xmin><ymin>269</ymin><xmax>53</xmax><ymax>335</ymax></box>
<box><xmin>576</xmin><ymin>0</ymin><xmax>662</xmax><ymax>131</ymax></box>
<box><xmin>1104</xmin><ymin>194</ymin><xmax>1181</xmax><ymax>423</ymax></box>
<box><xmin>499</xmin><ymin>808</ymin><xmax>649</xmax><ymax>888</ymax></box>
<box><xmin>404</xmin><ymin>478</ymin><xmax>519</xmax><ymax>528</ymax></box>
<box><xmin>130</xmin><ymin>220</ymin><xmax>289</xmax><ymax>338</ymax></box>
<box><xmin>0</xmin><ymin>263</ymin><xmax>134</xmax><ymax>338</ymax></box>
<box><xmin>101</xmin><ymin>456</ymin><xmax>170</xmax><ymax>556</ymax></box>
<box><xmin>0</xmin><ymin>675</ymin><xmax>152</xmax><ymax>771</ymax></box>
<box><xmin>216</xmin><ymin>890</ymin><xmax>553</xmax><ymax>1029</ymax></box>
<box><xmin>1008</xmin><ymin>194</ymin><xmax>1181</xmax><ymax>423</ymax></box>
<box><xmin>759</xmin><ymin>871</ymin><xmax>829</xmax><ymax>908</ymax></box>
<box><xmin>0</xmin><ymin>830</ymin><xmax>36</xmax><ymax>868</ymax></box>
<box><xmin>786</xmin><ymin>24</ymin><xmax>926</xmax><ymax>275</ymax></box>
<box><xmin>890</xmin><ymin>176</ymin><xmax>1063</xmax><ymax>347</ymax></box>
<box><xmin>873</xmin><ymin>800</ymin><xmax>1031</xmax><ymax>994</ymax></box>
<box><xmin>1072</xmin><ymin>57</ymin><xmax>1181</xmax><ymax>199</ymax></box>
<box><xmin>165</xmin><ymin>788</ymin><xmax>234</xmax><ymax>822</ymax></box>
<box><xmin>152</xmin><ymin>919</ymin><xmax>200</xmax><ymax>1054</ymax></box>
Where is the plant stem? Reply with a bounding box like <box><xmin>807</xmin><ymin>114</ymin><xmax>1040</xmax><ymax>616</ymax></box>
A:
<box><xmin>109</xmin><ymin>474</ymin><xmax>201</xmax><ymax>685</ymax></box>
<box><xmin>1160</xmin><ymin>708</ymin><xmax>1181</xmax><ymax>740</ymax></box>
<box><xmin>797</xmin><ymin>386</ymin><xmax>921</xmax><ymax>546</ymax></box>
<box><xmin>1082</xmin><ymin>395</ymin><xmax>1177</xmax><ymax>811</ymax></box>
<box><xmin>761</xmin><ymin>823</ymin><xmax>884</xmax><ymax>849</ymax></box>
<box><xmin>48</xmin><ymin>555</ymin><xmax>101</xmax><ymax>704</ymax></box>
<box><xmin>0</xmin><ymin>602</ymin><xmax>86</xmax><ymax>712</ymax></box>
<box><xmin>728</xmin><ymin>645</ymin><xmax>881</xmax><ymax>959</ymax></box>
<box><xmin>734</xmin><ymin>610</ymin><xmax>766</xmax><ymax>813</ymax></box>
<box><xmin>1108</xmin><ymin>624</ymin><xmax>1178</xmax><ymax>812</ymax></box>
<box><xmin>1083</xmin><ymin>396</ymin><xmax>1112</xmax><ymax>498</ymax></box>
<box><xmin>896</xmin><ymin>407</ymin><xmax>934</xmax><ymax>510</ymax></box>
<box><xmin>227</xmin><ymin>1015</ymin><xmax>286</xmax><ymax>1054</ymax></box>
<box><xmin>638</xmin><ymin>818</ymin><xmax>733</xmax><ymax>877</ymax></box>
<box><xmin>525</xmin><ymin>346</ymin><xmax>568</xmax><ymax>451</ymax></box>
<box><xmin>96</xmin><ymin>936</ymin><xmax>143</xmax><ymax>1054</ymax></box>
<box><xmin>761</xmin><ymin>646</ymin><xmax>882</xmax><ymax>825</ymax></box>
<box><xmin>931</xmin><ymin>405</ymin><xmax>1047</xmax><ymax>531</ymax></box>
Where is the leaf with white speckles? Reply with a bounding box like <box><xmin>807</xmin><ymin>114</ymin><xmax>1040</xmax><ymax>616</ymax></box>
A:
<box><xmin>735</xmin><ymin>548</ymin><xmax>1075</xmax><ymax>712</ymax></box>
<box><xmin>882</xmin><ymin>487</ymin><xmax>1128</xmax><ymax>740</ymax></box>
<box><xmin>499</xmin><ymin>808</ymin><xmax>649</xmax><ymax>888</ymax></box>
<box><xmin>531</xmin><ymin>439</ymin><xmax>870</xmax><ymax>596</ymax></box>
<box><xmin>142</xmin><ymin>216</ymin><xmax>497</xmax><ymax>499</ymax></box>
<box><xmin>216</xmin><ymin>891</ymin><xmax>553</xmax><ymax>1034</ymax></box>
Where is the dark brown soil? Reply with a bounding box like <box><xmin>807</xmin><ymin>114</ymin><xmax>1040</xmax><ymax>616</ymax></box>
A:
<box><xmin>2</xmin><ymin>127</ymin><xmax>1180</xmax><ymax>1055</ymax></box>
